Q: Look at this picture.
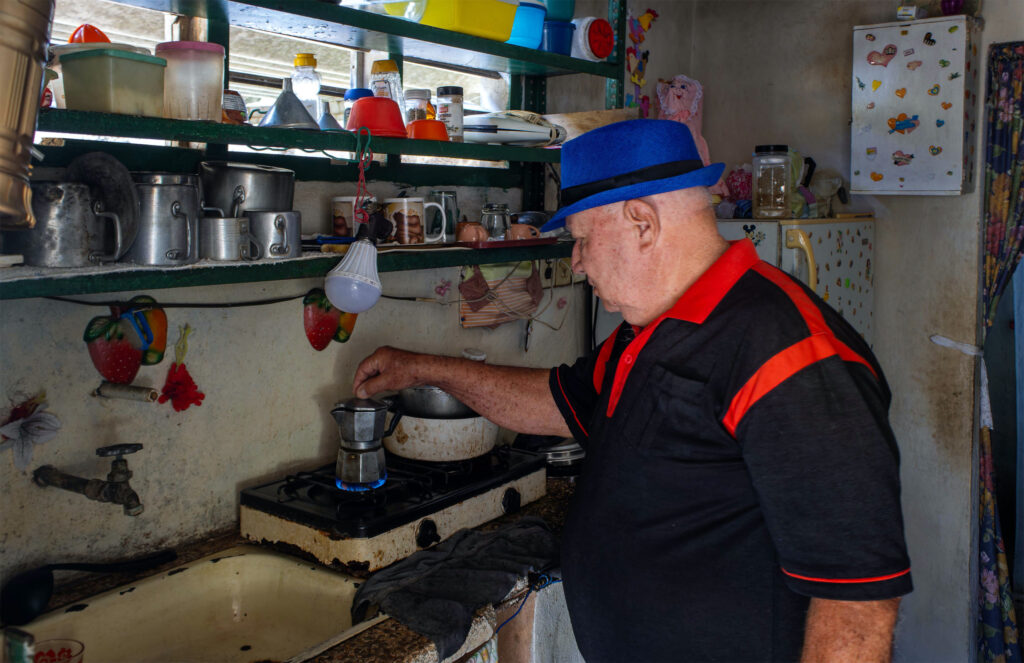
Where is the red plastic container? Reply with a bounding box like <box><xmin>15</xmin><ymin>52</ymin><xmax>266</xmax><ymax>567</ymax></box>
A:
<box><xmin>406</xmin><ymin>119</ymin><xmax>449</xmax><ymax>141</ymax></box>
<box><xmin>345</xmin><ymin>96</ymin><xmax>407</xmax><ymax>138</ymax></box>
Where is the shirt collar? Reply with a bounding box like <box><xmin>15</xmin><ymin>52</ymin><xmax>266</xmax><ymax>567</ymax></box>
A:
<box><xmin>661</xmin><ymin>239</ymin><xmax>761</xmax><ymax>324</ymax></box>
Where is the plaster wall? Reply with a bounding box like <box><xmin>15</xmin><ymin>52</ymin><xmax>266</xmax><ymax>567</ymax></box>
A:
<box><xmin>548</xmin><ymin>1</ymin><xmax>1024</xmax><ymax>660</ymax></box>
<box><xmin>0</xmin><ymin>182</ymin><xmax>587</xmax><ymax>583</ymax></box>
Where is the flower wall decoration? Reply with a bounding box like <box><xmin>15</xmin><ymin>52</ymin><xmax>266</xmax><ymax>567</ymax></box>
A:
<box><xmin>0</xmin><ymin>392</ymin><xmax>60</xmax><ymax>470</ymax></box>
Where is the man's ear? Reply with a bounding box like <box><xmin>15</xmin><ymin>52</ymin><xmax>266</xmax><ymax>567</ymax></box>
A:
<box><xmin>622</xmin><ymin>198</ymin><xmax>659</xmax><ymax>251</ymax></box>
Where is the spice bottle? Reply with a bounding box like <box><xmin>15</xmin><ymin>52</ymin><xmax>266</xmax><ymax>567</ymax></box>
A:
<box><xmin>369</xmin><ymin>59</ymin><xmax>406</xmax><ymax>124</ymax></box>
<box><xmin>291</xmin><ymin>53</ymin><xmax>322</xmax><ymax>119</ymax></box>
<box><xmin>405</xmin><ymin>88</ymin><xmax>435</xmax><ymax>122</ymax></box>
<box><xmin>436</xmin><ymin>86</ymin><xmax>464</xmax><ymax>142</ymax></box>
<box><xmin>752</xmin><ymin>145</ymin><xmax>792</xmax><ymax>219</ymax></box>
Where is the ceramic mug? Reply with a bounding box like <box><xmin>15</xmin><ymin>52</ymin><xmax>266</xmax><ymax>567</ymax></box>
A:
<box><xmin>506</xmin><ymin>223</ymin><xmax>541</xmax><ymax>240</ymax></box>
<box><xmin>331</xmin><ymin>196</ymin><xmax>356</xmax><ymax>237</ymax></box>
<box><xmin>455</xmin><ymin>221</ymin><xmax>488</xmax><ymax>242</ymax></box>
<box><xmin>383</xmin><ymin>198</ymin><xmax>446</xmax><ymax>245</ymax></box>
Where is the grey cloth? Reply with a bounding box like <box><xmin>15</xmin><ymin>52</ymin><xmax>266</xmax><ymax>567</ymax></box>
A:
<box><xmin>351</xmin><ymin>517</ymin><xmax>558</xmax><ymax>660</ymax></box>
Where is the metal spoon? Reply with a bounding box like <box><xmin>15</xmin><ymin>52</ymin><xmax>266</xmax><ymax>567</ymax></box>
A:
<box><xmin>0</xmin><ymin>548</ymin><xmax>177</xmax><ymax>626</ymax></box>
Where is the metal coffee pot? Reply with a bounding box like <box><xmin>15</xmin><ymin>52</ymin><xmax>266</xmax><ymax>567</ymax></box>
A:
<box><xmin>330</xmin><ymin>398</ymin><xmax>402</xmax><ymax>490</ymax></box>
<box><xmin>124</xmin><ymin>173</ymin><xmax>201</xmax><ymax>265</ymax></box>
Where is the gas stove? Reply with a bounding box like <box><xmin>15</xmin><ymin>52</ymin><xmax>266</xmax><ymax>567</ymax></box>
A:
<box><xmin>239</xmin><ymin>447</ymin><xmax>546</xmax><ymax>574</ymax></box>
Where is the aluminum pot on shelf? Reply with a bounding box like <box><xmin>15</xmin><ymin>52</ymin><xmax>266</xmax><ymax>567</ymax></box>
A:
<box><xmin>199</xmin><ymin>161</ymin><xmax>295</xmax><ymax>218</ymax></box>
<box><xmin>123</xmin><ymin>173</ymin><xmax>200</xmax><ymax>266</ymax></box>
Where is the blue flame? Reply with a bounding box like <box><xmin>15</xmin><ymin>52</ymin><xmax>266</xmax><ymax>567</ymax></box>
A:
<box><xmin>336</xmin><ymin>473</ymin><xmax>387</xmax><ymax>492</ymax></box>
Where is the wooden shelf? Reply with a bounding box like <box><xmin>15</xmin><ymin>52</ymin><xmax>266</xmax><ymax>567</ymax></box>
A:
<box><xmin>100</xmin><ymin>0</ymin><xmax>621</xmax><ymax>78</ymax></box>
<box><xmin>0</xmin><ymin>243</ymin><xmax>573</xmax><ymax>300</ymax></box>
<box><xmin>37</xmin><ymin>110</ymin><xmax>562</xmax><ymax>164</ymax></box>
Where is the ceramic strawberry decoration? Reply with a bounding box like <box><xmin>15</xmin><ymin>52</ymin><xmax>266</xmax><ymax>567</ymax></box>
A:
<box><xmin>84</xmin><ymin>316</ymin><xmax>143</xmax><ymax>384</ymax></box>
<box><xmin>303</xmin><ymin>288</ymin><xmax>357</xmax><ymax>351</ymax></box>
<box><xmin>113</xmin><ymin>295</ymin><xmax>168</xmax><ymax>365</ymax></box>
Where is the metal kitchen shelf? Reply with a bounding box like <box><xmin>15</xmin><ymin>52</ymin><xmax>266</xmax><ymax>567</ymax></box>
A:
<box><xmin>99</xmin><ymin>0</ymin><xmax>621</xmax><ymax>77</ymax></box>
<box><xmin>37</xmin><ymin>110</ymin><xmax>562</xmax><ymax>164</ymax></box>
<box><xmin>0</xmin><ymin>243</ymin><xmax>573</xmax><ymax>300</ymax></box>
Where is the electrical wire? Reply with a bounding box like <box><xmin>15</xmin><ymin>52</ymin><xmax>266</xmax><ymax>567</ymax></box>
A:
<box><xmin>493</xmin><ymin>574</ymin><xmax>562</xmax><ymax>636</ymax></box>
<box><xmin>44</xmin><ymin>293</ymin><xmax>307</xmax><ymax>309</ymax></box>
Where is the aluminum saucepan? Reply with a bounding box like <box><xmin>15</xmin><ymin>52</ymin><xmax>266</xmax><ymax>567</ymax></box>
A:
<box><xmin>199</xmin><ymin>161</ymin><xmax>295</xmax><ymax>218</ymax></box>
<box><xmin>387</xmin><ymin>386</ymin><xmax>477</xmax><ymax>419</ymax></box>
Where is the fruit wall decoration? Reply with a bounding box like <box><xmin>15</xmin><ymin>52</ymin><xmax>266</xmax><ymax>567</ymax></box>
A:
<box><xmin>302</xmin><ymin>288</ymin><xmax>358</xmax><ymax>351</ymax></box>
<box><xmin>83</xmin><ymin>295</ymin><xmax>167</xmax><ymax>384</ymax></box>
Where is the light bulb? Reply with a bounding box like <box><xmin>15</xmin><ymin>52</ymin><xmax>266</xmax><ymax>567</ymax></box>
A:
<box><xmin>324</xmin><ymin>238</ymin><xmax>382</xmax><ymax>313</ymax></box>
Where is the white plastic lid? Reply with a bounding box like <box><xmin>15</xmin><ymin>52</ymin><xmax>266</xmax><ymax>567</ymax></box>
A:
<box><xmin>462</xmin><ymin>348</ymin><xmax>487</xmax><ymax>361</ymax></box>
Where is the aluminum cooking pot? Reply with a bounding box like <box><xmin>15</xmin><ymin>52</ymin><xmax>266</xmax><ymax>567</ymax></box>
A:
<box><xmin>388</xmin><ymin>386</ymin><xmax>477</xmax><ymax>419</ymax></box>
<box><xmin>245</xmin><ymin>210</ymin><xmax>301</xmax><ymax>259</ymax></box>
<box><xmin>199</xmin><ymin>161</ymin><xmax>295</xmax><ymax>218</ymax></box>
<box><xmin>384</xmin><ymin>416</ymin><xmax>498</xmax><ymax>462</ymax></box>
<box><xmin>124</xmin><ymin>173</ymin><xmax>200</xmax><ymax>265</ymax></box>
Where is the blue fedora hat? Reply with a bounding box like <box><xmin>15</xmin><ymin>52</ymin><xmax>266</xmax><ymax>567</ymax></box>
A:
<box><xmin>541</xmin><ymin>119</ymin><xmax>724</xmax><ymax>231</ymax></box>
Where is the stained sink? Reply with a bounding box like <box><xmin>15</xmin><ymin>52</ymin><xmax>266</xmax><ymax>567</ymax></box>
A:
<box><xmin>19</xmin><ymin>545</ymin><xmax>381</xmax><ymax>663</ymax></box>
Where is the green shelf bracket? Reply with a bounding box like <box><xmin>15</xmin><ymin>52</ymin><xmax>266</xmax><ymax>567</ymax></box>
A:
<box><xmin>605</xmin><ymin>0</ymin><xmax>626</xmax><ymax>109</ymax></box>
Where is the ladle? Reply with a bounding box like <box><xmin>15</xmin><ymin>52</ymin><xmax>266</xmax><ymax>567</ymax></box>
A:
<box><xmin>0</xmin><ymin>548</ymin><xmax>177</xmax><ymax>626</ymax></box>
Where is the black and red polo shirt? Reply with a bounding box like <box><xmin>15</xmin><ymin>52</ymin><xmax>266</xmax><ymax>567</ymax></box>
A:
<box><xmin>549</xmin><ymin>239</ymin><xmax>911</xmax><ymax>663</ymax></box>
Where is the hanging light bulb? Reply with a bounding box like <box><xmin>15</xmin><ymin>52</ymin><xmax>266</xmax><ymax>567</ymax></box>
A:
<box><xmin>325</xmin><ymin>228</ymin><xmax>382</xmax><ymax>313</ymax></box>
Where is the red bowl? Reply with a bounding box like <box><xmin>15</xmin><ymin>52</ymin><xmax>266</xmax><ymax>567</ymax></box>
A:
<box><xmin>406</xmin><ymin>119</ymin><xmax>449</xmax><ymax>141</ymax></box>
<box><xmin>345</xmin><ymin>96</ymin><xmax>407</xmax><ymax>138</ymax></box>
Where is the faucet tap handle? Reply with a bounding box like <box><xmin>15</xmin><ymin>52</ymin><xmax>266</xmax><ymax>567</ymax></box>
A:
<box><xmin>96</xmin><ymin>443</ymin><xmax>143</xmax><ymax>458</ymax></box>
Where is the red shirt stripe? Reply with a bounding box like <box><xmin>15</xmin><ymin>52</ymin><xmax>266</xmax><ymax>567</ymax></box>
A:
<box><xmin>592</xmin><ymin>327</ymin><xmax>619</xmax><ymax>394</ymax></box>
<box><xmin>556</xmin><ymin>367</ymin><xmax>589</xmax><ymax>438</ymax></box>
<box><xmin>781</xmin><ymin>567</ymin><xmax>911</xmax><ymax>584</ymax></box>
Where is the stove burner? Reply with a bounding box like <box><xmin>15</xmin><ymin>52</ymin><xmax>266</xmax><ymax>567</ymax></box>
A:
<box><xmin>336</xmin><ymin>475</ymin><xmax>387</xmax><ymax>492</ymax></box>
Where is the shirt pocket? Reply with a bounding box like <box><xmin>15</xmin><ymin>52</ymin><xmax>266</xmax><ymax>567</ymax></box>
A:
<box><xmin>632</xmin><ymin>366</ymin><xmax>735</xmax><ymax>460</ymax></box>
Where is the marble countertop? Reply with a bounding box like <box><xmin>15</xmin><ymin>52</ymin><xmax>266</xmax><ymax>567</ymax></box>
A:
<box><xmin>44</xmin><ymin>477</ymin><xmax>575</xmax><ymax>663</ymax></box>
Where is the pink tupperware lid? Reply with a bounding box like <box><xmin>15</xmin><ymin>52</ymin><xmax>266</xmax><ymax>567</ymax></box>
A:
<box><xmin>156</xmin><ymin>41</ymin><xmax>225</xmax><ymax>55</ymax></box>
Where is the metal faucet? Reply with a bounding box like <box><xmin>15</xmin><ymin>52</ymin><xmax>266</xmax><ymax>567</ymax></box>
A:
<box><xmin>33</xmin><ymin>444</ymin><xmax>145</xmax><ymax>516</ymax></box>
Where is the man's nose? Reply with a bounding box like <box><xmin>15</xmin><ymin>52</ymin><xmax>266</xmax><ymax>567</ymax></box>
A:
<box><xmin>571</xmin><ymin>242</ymin><xmax>585</xmax><ymax>274</ymax></box>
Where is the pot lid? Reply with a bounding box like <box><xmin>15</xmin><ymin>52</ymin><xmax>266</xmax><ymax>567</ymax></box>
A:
<box><xmin>332</xmin><ymin>397</ymin><xmax>388</xmax><ymax>413</ymax></box>
<box><xmin>199</xmin><ymin>161</ymin><xmax>295</xmax><ymax>175</ymax></box>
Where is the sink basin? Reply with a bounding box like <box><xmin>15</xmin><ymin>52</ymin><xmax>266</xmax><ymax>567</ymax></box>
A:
<box><xmin>17</xmin><ymin>545</ymin><xmax>382</xmax><ymax>663</ymax></box>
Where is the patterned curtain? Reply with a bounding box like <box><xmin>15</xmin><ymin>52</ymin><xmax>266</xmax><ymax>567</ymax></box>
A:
<box><xmin>979</xmin><ymin>41</ymin><xmax>1023</xmax><ymax>663</ymax></box>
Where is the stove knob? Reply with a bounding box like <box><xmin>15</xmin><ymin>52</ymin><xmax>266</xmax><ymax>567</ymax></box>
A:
<box><xmin>501</xmin><ymin>487</ymin><xmax>521</xmax><ymax>514</ymax></box>
<box><xmin>416</xmin><ymin>518</ymin><xmax>440</xmax><ymax>549</ymax></box>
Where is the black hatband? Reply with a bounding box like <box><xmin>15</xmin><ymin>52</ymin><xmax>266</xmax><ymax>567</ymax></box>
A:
<box><xmin>560</xmin><ymin>159</ymin><xmax>705</xmax><ymax>207</ymax></box>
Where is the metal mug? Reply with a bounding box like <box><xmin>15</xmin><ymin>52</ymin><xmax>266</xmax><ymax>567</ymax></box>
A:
<box><xmin>245</xmin><ymin>210</ymin><xmax>302</xmax><ymax>259</ymax></box>
<box><xmin>2</xmin><ymin>182</ymin><xmax>122</xmax><ymax>267</ymax></box>
<box><xmin>199</xmin><ymin>216</ymin><xmax>260</xmax><ymax>261</ymax></box>
<box><xmin>124</xmin><ymin>173</ymin><xmax>200</xmax><ymax>265</ymax></box>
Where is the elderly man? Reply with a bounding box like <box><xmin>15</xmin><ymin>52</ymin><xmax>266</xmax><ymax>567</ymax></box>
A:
<box><xmin>353</xmin><ymin>120</ymin><xmax>911</xmax><ymax>663</ymax></box>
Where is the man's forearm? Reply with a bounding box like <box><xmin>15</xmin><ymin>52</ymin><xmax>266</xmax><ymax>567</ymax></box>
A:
<box><xmin>801</xmin><ymin>597</ymin><xmax>900</xmax><ymax>663</ymax></box>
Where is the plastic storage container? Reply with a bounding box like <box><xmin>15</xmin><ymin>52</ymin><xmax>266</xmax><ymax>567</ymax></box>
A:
<box><xmin>752</xmin><ymin>145</ymin><xmax>792</xmax><ymax>219</ymax></box>
<box><xmin>570</xmin><ymin>16</ymin><xmax>614</xmax><ymax>61</ymax></box>
<box><xmin>60</xmin><ymin>49</ymin><xmax>166</xmax><ymax>117</ymax></box>
<box><xmin>507</xmin><ymin>1</ymin><xmax>546</xmax><ymax>48</ymax></box>
<box><xmin>540</xmin><ymin>20</ymin><xmax>575</xmax><ymax>55</ymax></box>
<box><xmin>50</xmin><ymin>43</ymin><xmax>151</xmax><ymax>109</ymax></box>
<box><xmin>436</xmin><ymin>86</ymin><xmax>464</xmax><ymax>143</ymax></box>
<box><xmin>155</xmin><ymin>41</ymin><xmax>225</xmax><ymax>122</ymax></box>
<box><xmin>545</xmin><ymin>0</ymin><xmax>574</xmax><ymax>22</ymax></box>
<box><xmin>418</xmin><ymin>0</ymin><xmax>518</xmax><ymax>42</ymax></box>
<box><xmin>291</xmin><ymin>53</ymin><xmax>322</xmax><ymax>119</ymax></box>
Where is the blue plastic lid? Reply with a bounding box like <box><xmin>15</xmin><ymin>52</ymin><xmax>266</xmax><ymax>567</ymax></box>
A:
<box><xmin>344</xmin><ymin>88</ymin><xmax>373</xmax><ymax>101</ymax></box>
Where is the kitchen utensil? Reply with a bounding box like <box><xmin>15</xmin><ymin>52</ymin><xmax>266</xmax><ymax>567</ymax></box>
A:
<box><xmin>506</xmin><ymin>223</ymin><xmax>541</xmax><ymax>240</ymax></box>
<box><xmin>317</xmin><ymin>104</ymin><xmax>346</xmax><ymax>131</ymax></box>
<box><xmin>540</xmin><ymin>20</ymin><xmax>575</xmax><ymax>55</ymax></box>
<box><xmin>156</xmin><ymin>41</ymin><xmax>224</xmax><ymax>122</ymax></box>
<box><xmin>480</xmin><ymin>202</ymin><xmax>511</xmax><ymax>240</ymax></box>
<box><xmin>406</xmin><ymin>119</ymin><xmax>449</xmax><ymax>141</ymax></box>
<box><xmin>345</xmin><ymin>96</ymin><xmax>407</xmax><ymax>137</ymax></box>
<box><xmin>1</xmin><ymin>182</ymin><xmax>123</xmax><ymax>267</ymax></box>
<box><xmin>391</xmin><ymin>385</ymin><xmax>477</xmax><ymax>419</ymax></box>
<box><xmin>199</xmin><ymin>161</ymin><xmax>295</xmax><ymax>218</ymax></box>
<box><xmin>33</xmin><ymin>638</ymin><xmax>84</xmax><ymax>663</ymax></box>
<box><xmin>382</xmin><ymin>198</ymin><xmax>445</xmax><ymax>244</ymax></box>
<box><xmin>60</xmin><ymin>48</ymin><xmax>166</xmax><ymax>117</ymax></box>
<box><xmin>455</xmin><ymin>221</ymin><xmax>488</xmax><ymax>242</ymax></box>
<box><xmin>258</xmin><ymin>79</ymin><xmax>319</xmax><ymax>130</ymax></box>
<box><xmin>507</xmin><ymin>1</ymin><xmax>546</xmax><ymax>48</ymax></box>
<box><xmin>125</xmin><ymin>172</ymin><xmax>201</xmax><ymax>265</ymax></box>
<box><xmin>64</xmin><ymin>151</ymin><xmax>139</xmax><ymax>259</ymax></box>
<box><xmin>245</xmin><ymin>210</ymin><xmax>302</xmax><ymax>259</ymax></box>
<box><xmin>199</xmin><ymin>216</ymin><xmax>259</xmax><ymax>261</ymax></box>
<box><xmin>331</xmin><ymin>397</ymin><xmax>401</xmax><ymax>489</ymax></box>
<box><xmin>383</xmin><ymin>415</ymin><xmax>498</xmax><ymax>461</ymax></box>
<box><xmin>428</xmin><ymin>189</ymin><xmax>458</xmax><ymax>241</ymax></box>
<box><xmin>0</xmin><ymin>547</ymin><xmax>176</xmax><ymax>626</ymax></box>
<box><xmin>49</xmin><ymin>42</ymin><xmax>150</xmax><ymax>109</ymax></box>
<box><xmin>0</xmin><ymin>0</ymin><xmax>53</xmax><ymax>230</ymax></box>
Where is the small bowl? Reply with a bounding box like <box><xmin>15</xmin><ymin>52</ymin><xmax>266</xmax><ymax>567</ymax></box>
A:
<box><xmin>345</xmin><ymin>96</ymin><xmax>407</xmax><ymax>137</ymax></box>
<box><xmin>406</xmin><ymin>119</ymin><xmax>449</xmax><ymax>141</ymax></box>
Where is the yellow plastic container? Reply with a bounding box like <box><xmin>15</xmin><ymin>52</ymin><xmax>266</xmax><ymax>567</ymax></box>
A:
<box><xmin>417</xmin><ymin>0</ymin><xmax>518</xmax><ymax>42</ymax></box>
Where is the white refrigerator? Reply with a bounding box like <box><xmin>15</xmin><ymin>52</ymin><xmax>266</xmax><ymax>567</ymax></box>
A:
<box><xmin>592</xmin><ymin>218</ymin><xmax>875</xmax><ymax>346</ymax></box>
<box><xmin>716</xmin><ymin>218</ymin><xmax>875</xmax><ymax>344</ymax></box>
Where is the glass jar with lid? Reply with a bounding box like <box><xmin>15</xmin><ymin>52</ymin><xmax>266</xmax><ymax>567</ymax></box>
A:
<box><xmin>752</xmin><ymin>145</ymin><xmax>792</xmax><ymax>219</ymax></box>
<box><xmin>481</xmin><ymin>202</ymin><xmax>511</xmax><ymax>240</ymax></box>
<box><xmin>436</xmin><ymin>86</ymin><xmax>464</xmax><ymax>143</ymax></box>
<box><xmin>405</xmin><ymin>89</ymin><xmax>435</xmax><ymax>123</ymax></box>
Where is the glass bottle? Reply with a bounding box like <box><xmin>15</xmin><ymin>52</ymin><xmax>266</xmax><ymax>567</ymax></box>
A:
<box><xmin>752</xmin><ymin>145</ymin><xmax>792</xmax><ymax>219</ymax></box>
<box><xmin>405</xmin><ymin>89</ymin><xmax>435</xmax><ymax>123</ymax></box>
<box><xmin>437</xmin><ymin>86</ymin><xmax>464</xmax><ymax>143</ymax></box>
<box><xmin>291</xmin><ymin>53</ymin><xmax>321</xmax><ymax>119</ymax></box>
<box><xmin>369</xmin><ymin>60</ymin><xmax>406</xmax><ymax>124</ymax></box>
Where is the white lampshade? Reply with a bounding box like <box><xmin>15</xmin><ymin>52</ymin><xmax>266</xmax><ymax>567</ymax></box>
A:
<box><xmin>324</xmin><ymin>238</ymin><xmax>382</xmax><ymax>313</ymax></box>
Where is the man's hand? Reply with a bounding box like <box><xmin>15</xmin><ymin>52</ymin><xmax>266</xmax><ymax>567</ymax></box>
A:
<box><xmin>801</xmin><ymin>597</ymin><xmax>900</xmax><ymax>663</ymax></box>
<box><xmin>352</xmin><ymin>346</ymin><xmax>426</xmax><ymax>398</ymax></box>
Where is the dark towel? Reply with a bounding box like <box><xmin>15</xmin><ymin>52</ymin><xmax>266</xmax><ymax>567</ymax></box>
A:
<box><xmin>351</xmin><ymin>518</ymin><xmax>559</xmax><ymax>660</ymax></box>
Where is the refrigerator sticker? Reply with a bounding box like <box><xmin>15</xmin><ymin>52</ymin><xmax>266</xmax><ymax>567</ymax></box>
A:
<box><xmin>892</xmin><ymin>150</ymin><xmax>914</xmax><ymax>166</ymax></box>
<box><xmin>930</xmin><ymin>145</ymin><xmax>943</xmax><ymax>155</ymax></box>
<box><xmin>872</xmin><ymin>80</ymin><xmax>882</xmax><ymax>90</ymax></box>
<box><xmin>895</xmin><ymin>87</ymin><xmax>907</xmax><ymax>98</ymax></box>
<box><xmin>949</xmin><ymin>72</ymin><xmax>961</xmax><ymax>80</ymax></box>
<box><xmin>908</xmin><ymin>60</ymin><xmax>923</xmax><ymax>70</ymax></box>
<box><xmin>868</xmin><ymin>45</ymin><xmax>897</xmax><ymax>66</ymax></box>
<box><xmin>856</xmin><ymin>76</ymin><xmax>866</xmax><ymax>90</ymax></box>
<box><xmin>903</xmin><ymin>48</ymin><xmax>915</xmax><ymax>56</ymax></box>
<box><xmin>870</xmin><ymin>172</ymin><xmax>884</xmax><ymax>181</ymax></box>
<box><xmin>867</xmin><ymin>102</ymin><xmax>875</xmax><ymax>109</ymax></box>
<box><xmin>942</xmin><ymin>102</ymin><xmax>953</xmax><ymax>109</ymax></box>
<box><xmin>939</xmin><ymin>59</ymin><xmax>951</xmax><ymax>67</ymax></box>
<box><xmin>888</xmin><ymin>113</ymin><xmax>920</xmax><ymax>133</ymax></box>
<box><xmin>924</xmin><ymin>32</ymin><xmax>936</xmax><ymax>45</ymax></box>
<box><xmin>866</xmin><ymin>33</ymin><xmax>876</xmax><ymax>41</ymax></box>
<box><xmin>948</xmin><ymin>25</ymin><xmax>959</xmax><ymax>33</ymax></box>
<box><xmin>866</xmin><ymin>147</ymin><xmax>877</xmax><ymax>159</ymax></box>
<box><xmin>937</xmin><ymin>119</ymin><xmax>946</xmax><ymax>126</ymax></box>
<box><xmin>928</xmin><ymin>84</ymin><xmax>941</xmax><ymax>95</ymax></box>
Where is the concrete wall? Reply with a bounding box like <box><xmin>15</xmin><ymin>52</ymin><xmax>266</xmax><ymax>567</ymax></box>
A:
<box><xmin>550</xmin><ymin>1</ymin><xmax>1023</xmax><ymax>660</ymax></box>
<box><xmin>0</xmin><ymin>180</ymin><xmax>588</xmax><ymax>583</ymax></box>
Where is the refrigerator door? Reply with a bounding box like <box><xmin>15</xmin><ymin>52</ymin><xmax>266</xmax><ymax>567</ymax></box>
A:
<box><xmin>780</xmin><ymin>219</ymin><xmax>875</xmax><ymax>344</ymax></box>
<box><xmin>716</xmin><ymin>220</ymin><xmax>781</xmax><ymax>264</ymax></box>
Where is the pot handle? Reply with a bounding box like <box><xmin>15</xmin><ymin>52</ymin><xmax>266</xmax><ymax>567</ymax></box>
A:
<box><xmin>270</xmin><ymin>214</ymin><xmax>289</xmax><ymax>256</ymax></box>
<box><xmin>423</xmin><ymin>202</ymin><xmax>446</xmax><ymax>243</ymax></box>
<box><xmin>203</xmin><ymin>206</ymin><xmax>226</xmax><ymax>217</ymax></box>
<box><xmin>165</xmin><ymin>201</ymin><xmax>194</xmax><ymax>262</ymax></box>
<box><xmin>90</xmin><ymin>208</ymin><xmax>123</xmax><ymax>263</ymax></box>
<box><xmin>384</xmin><ymin>404</ymin><xmax>403</xmax><ymax>439</ymax></box>
<box><xmin>243</xmin><ymin>231</ymin><xmax>262</xmax><ymax>260</ymax></box>
<box><xmin>230</xmin><ymin>185</ymin><xmax>246</xmax><ymax>218</ymax></box>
